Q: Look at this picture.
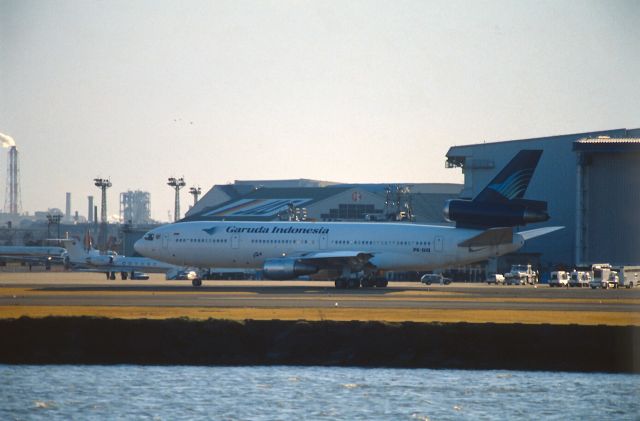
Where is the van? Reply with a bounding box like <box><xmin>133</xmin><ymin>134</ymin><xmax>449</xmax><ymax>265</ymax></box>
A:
<box><xmin>569</xmin><ymin>271</ymin><xmax>591</xmax><ymax>287</ymax></box>
<box><xmin>549</xmin><ymin>271</ymin><xmax>569</xmax><ymax>287</ymax></box>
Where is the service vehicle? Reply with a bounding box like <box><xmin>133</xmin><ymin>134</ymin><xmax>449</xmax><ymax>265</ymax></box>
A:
<box><xmin>569</xmin><ymin>270</ymin><xmax>591</xmax><ymax>287</ymax></box>
<box><xmin>505</xmin><ymin>264</ymin><xmax>538</xmax><ymax>285</ymax></box>
<box><xmin>549</xmin><ymin>271</ymin><xmax>569</xmax><ymax>287</ymax></box>
<box><xmin>602</xmin><ymin>271</ymin><xmax>620</xmax><ymax>289</ymax></box>
<box><xmin>487</xmin><ymin>273</ymin><xmax>505</xmax><ymax>285</ymax></box>
<box><xmin>590</xmin><ymin>263</ymin><xmax>612</xmax><ymax>289</ymax></box>
<box><xmin>618</xmin><ymin>266</ymin><xmax>640</xmax><ymax>288</ymax></box>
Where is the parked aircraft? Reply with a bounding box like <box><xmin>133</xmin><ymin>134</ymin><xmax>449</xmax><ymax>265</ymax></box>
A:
<box><xmin>62</xmin><ymin>237</ymin><xmax>189</xmax><ymax>280</ymax></box>
<box><xmin>0</xmin><ymin>245</ymin><xmax>66</xmax><ymax>267</ymax></box>
<box><xmin>135</xmin><ymin>150</ymin><xmax>563</xmax><ymax>288</ymax></box>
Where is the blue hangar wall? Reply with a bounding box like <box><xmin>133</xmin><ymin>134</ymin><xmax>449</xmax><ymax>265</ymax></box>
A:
<box><xmin>446</xmin><ymin>128</ymin><xmax>640</xmax><ymax>269</ymax></box>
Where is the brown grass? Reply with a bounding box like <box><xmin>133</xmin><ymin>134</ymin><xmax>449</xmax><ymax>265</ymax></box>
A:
<box><xmin>0</xmin><ymin>305</ymin><xmax>638</xmax><ymax>326</ymax></box>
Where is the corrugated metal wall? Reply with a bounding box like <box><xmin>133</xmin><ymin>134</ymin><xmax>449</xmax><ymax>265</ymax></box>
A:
<box><xmin>586</xmin><ymin>152</ymin><xmax>640</xmax><ymax>265</ymax></box>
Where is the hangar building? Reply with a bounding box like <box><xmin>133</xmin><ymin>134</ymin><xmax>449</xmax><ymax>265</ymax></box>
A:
<box><xmin>446</xmin><ymin>127</ymin><xmax>640</xmax><ymax>271</ymax></box>
<box><xmin>185</xmin><ymin>179</ymin><xmax>462</xmax><ymax>224</ymax></box>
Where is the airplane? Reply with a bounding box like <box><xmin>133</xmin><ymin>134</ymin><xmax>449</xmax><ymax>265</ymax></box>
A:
<box><xmin>0</xmin><ymin>245</ymin><xmax>67</xmax><ymax>268</ymax></box>
<box><xmin>134</xmin><ymin>150</ymin><xmax>563</xmax><ymax>288</ymax></box>
<box><xmin>61</xmin><ymin>237</ymin><xmax>192</xmax><ymax>280</ymax></box>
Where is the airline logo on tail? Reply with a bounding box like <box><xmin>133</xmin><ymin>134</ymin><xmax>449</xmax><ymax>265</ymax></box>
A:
<box><xmin>486</xmin><ymin>168</ymin><xmax>535</xmax><ymax>200</ymax></box>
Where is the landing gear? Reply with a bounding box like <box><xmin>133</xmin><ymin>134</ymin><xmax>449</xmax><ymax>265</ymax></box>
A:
<box><xmin>192</xmin><ymin>278</ymin><xmax>202</xmax><ymax>287</ymax></box>
<box><xmin>120</xmin><ymin>272</ymin><xmax>128</xmax><ymax>280</ymax></box>
<box><xmin>109</xmin><ymin>272</ymin><xmax>116</xmax><ymax>280</ymax></box>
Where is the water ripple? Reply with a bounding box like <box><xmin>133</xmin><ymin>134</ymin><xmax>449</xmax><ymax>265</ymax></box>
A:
<box><xmin>0</xmin><ymin>365</ymin><xmax>638</xmax><ymax>421</ymax></box>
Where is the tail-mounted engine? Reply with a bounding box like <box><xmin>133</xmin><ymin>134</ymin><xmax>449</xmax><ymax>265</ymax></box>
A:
<box><xmin>443</xmin><ymin>198</ymin><xmax>549</xmax><ymax>228</ymax></box>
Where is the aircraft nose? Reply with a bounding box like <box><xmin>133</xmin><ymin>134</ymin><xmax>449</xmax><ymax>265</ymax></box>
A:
<box><xmin>134</xmin><ymin>238</ymin><xmax>146</xmax><ymax>256</ymax></box>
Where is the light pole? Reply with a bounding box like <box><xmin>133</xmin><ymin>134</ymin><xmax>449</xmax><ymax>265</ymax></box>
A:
<box><xmin>94</xmin><ymin>178</ymin><xmax>112</xmax><ymax>250</ymax></box>
<box><xmin>189</xmin><ymin>186</ymin><xmax>201</xmax><ymax>207</ymax></box>
<box><xmin>167</xmin><ymin>177</ymin><xmax>186</xmax><ymax>222</ymax></box>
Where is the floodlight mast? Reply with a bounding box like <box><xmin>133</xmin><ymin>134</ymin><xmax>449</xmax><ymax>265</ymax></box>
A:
<box><xmin>189</xmin><ymin>186</ymin><xmax>201</xmax><ymax>207</ymax></box>
<box><xmin>93</xmin><ymin>177</ymin><xmax>112</xmax><ymax>250</ymax></box>
<box><xmin>93</xmin><ymin>178</ymin><xmax>112</xmax><ymax>223</ymax></box>
<box><xmin>167</xmin><ymin>177</ymin><xmax>186</xmax><ymax>222</ymax></box>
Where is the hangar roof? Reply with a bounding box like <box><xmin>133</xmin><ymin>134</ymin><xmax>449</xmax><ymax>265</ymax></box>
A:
<box><xmin>573</xmin><ymin>138</ymin><xmax>640</xmax><ymax>153</ymax></box>
<box><xmin>445</xmin><ymin>128</ymin><xmax>640</xmax><ymax>167</ymax></box>
<box><xmin>183</xmin><ymin>187</ymin><xmax>352</xmax><ymax>221</ymax></box>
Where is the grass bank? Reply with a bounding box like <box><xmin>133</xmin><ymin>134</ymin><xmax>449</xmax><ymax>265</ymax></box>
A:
<box><xmin>1</xmin><ymin>317</ymin><xmax>637</xmax><ymax>373</ymax></box>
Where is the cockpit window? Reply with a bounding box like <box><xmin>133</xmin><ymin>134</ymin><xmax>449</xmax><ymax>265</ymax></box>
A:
<box><xmin>144</xmin><ymin>233</ymin><xmax>154</xmax><ymax>241</ymax></box>
<box><xmin>155</xmin><ymin>234</ymin><xmax>161</xmax><ymax>240</ymax></box>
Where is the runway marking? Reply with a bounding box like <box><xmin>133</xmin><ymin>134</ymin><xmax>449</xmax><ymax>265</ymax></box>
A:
<box><xmin>1</xmin><ymin>287</ymin><xmax>639</xmax><ymax>305</ymax></box>
<box><xmin>0</xmin><ymin>305</ymin><xmax>637</xmax><ymax>325</ymax></box>
<box><xmin>0</xmin><ymin>287</ymin><xmax>258</xmax><ymax>296</ymax></box>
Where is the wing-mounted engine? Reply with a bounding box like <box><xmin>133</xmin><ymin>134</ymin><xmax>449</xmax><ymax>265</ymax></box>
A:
<box><xmin>443</xmin><ymin>198</ymin><xmax>549</xmax><ymax>228</ymax></box>
<box><xmin>263</xmin><ymin>258</ymin><xmax>319</xmax><ymax>280</ymax></box>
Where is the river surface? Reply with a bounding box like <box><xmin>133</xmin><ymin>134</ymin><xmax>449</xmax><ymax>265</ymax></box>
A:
<box><xmin>1</xmin><ymin>365</ymin><xmax>638</xmax><ymax>420</ymax></box>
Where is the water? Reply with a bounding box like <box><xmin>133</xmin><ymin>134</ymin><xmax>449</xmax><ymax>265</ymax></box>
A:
<box><xmin>1</xmin><ymin>366</ymin><xmax>638</xmax><ymax>421</ymax></box>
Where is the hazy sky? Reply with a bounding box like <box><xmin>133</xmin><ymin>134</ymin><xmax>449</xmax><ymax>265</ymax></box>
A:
<box><xmin>1</xmin><ymin>0</ymin><xmax>638</xmax><ymax>222</ymax></box>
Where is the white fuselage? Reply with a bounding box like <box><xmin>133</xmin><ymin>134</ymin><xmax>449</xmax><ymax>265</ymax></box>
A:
<box><xmin>135</xmin><ymin>221</ymin><xmax>524</xmax><ymax>272</ymax></box>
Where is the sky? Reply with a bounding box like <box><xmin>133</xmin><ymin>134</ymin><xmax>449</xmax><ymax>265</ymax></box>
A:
<box><xmin>1</xmin><ymin>0</ymin><xmax>639</xmax><ymax>222</ymax></box>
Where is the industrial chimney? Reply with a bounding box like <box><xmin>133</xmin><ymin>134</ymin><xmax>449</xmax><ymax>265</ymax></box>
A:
<box><xmin>65</xmin><ymin>192</ymin><xmax>72</xmax><ymax>223</ymax></box>
<box><xmin>88</xmin><ymin>196</ymin><xmax>94</xmax><ymax>223</ymax></box>
<box><xmin>5</xmin><ymin>146</ymin><xmax>20</xmax><ymax>215</ymax></box>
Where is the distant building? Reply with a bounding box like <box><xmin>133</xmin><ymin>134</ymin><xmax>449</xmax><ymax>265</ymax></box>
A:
<box><xmin>120</xmin><ymin>191</ymin><xmax>152</xmax><ymax>225</ymax></box>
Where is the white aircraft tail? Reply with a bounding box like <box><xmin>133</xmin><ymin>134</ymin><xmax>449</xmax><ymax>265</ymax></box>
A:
<box><xmin>59</xmin><ymin>238</ymin><xmax>91</xmax><ymax>263</ymax></box>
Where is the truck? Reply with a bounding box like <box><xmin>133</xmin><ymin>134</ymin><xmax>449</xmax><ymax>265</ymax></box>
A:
<box><xmin>618</xmin><ymin>266</ymin><xmax>640</xmax><ymax>288</ymax></box>
<box><xmin>486</xmin><ymin>273</ymin><xmax>506</xmax><ymax>285</ymax></box>
<box><xmin>569</xmin><ymin>270</ymin><xmax>591</xmax><ymax>287</ymax></box>
<box><xmin>590</xmin><ymin>263</ymin><xmax>613</xmax><ymax>289</ymax></box>
<box><xmin>505</xmin><ymin>264</ymin><xmax>538</xmax><ymax>285</ymax></box>
<box><xmin>549</xmin><ymin>271</ymin><xmax>569</xmax><ymax>287</ymax></box>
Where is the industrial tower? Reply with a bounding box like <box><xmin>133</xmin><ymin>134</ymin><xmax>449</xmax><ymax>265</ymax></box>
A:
<box><xmin>167</xmin><ymin>177</ymin><xmax>185</xmax><ymax>222</ymax></box>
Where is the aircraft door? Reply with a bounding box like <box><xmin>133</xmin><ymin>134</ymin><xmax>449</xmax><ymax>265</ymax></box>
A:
<box><xmin>162</xmin><ymin>234</ymin><xmax>169</xmax><ymax>249</ymax></box>
<box><xmin>319</xmin><ymin>234</ymin><xmax>328</xmax><ymax>250</ymax></box>
<box><xmin>434</xmin><ymin>236</ymin><xmax>444</xmax><ymax>252</ymax></box>
<box><xmin>231</xmin><ymin>235</ymin><xmax>239</xmax><ymax>249</ymax></box>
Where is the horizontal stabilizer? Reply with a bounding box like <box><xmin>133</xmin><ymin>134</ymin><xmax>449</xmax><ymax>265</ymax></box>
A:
<box><xmin>458</xmin><ymin>227</ymin><xmax>514</xmax><ymax>247</ymax></box>
<box><xmin>517</xmin><ymin>226</ymin><xmax>564</xmax><ymax>241</ymax></box>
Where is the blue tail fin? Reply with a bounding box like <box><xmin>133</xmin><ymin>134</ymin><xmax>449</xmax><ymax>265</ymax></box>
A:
<box><xmin>474</xmin><ymin>150</ymin><xmax>542</xmax><ymax>203</ymax></box>
<box><xmin>443</xmin><ymin>150</ymin><xmax>548</xmax><ymax>228</ymax></box>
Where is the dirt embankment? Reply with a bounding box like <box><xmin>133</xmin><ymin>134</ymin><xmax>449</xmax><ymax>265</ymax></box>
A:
<box><xmin>1</xmin><ymin>317</ymin><xmax>637</xmax><ymax>373</ymax></box>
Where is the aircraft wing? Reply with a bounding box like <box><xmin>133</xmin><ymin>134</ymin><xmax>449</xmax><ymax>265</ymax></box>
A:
<box><xmin>457</xmin><ymin>227</ymin><xmax>514</xmax><ymax>247</ymax></box>
<box><xmin>295</xmin><ymin>250</ymin><xmax>375</xmax><ymax>272</ymax></box>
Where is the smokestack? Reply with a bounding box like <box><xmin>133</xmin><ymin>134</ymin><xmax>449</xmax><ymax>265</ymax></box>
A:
<box><xmin>1</xmin><ymin>133</ymin><xmax>20</xmax><ymax>215</ymax></box>
<box><xmin>88</xmin><ymin>196</ymin><xmax>94</xmax><ymax>223</ymax></box>
<box><xmin>5</xmin><ymin>146</ymin><xmax>20</xmax><ymax>215</ymax></box>
<box><xmin>65</xmin><ymin>193</ymin><xmax>71</xmax><ymax>222</ymax></box>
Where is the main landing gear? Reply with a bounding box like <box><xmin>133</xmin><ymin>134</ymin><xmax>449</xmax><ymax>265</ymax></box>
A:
<box><xmin>192</xmin><ymin>278</ymin><xmax>202</xmax><ymax>287</ymax></box>
<box><xmin>334</xmin><ymin>277</ymin><xmax>388</xmax><ymax>289</ymax></box>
